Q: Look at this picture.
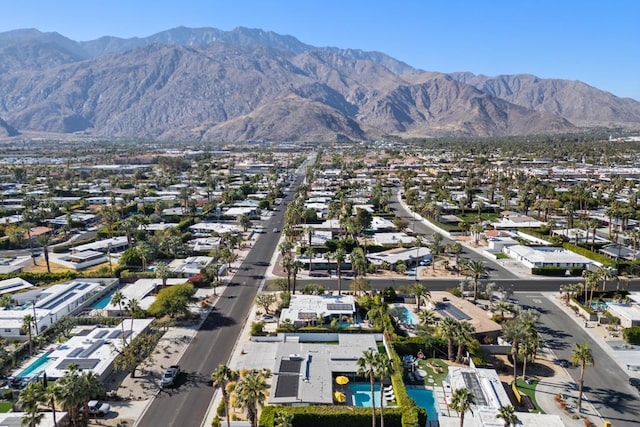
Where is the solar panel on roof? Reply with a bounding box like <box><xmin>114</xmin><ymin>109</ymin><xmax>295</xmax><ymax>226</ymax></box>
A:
<box><xmin>326</xmin><ymin>303</ymin><xmax>352</xmax><ymax>311</ymax></box>
<box><xmin>77</xmin><ymin>283</ymin><xmax>91</xmax><ymax>290</ymax></box>
<box><xmin>444</xmin><ymin>304</ymin><xmax>471</xmax><ymax>321</ymax></box>
<box><xmin>275</xmin><ymin>359</ymin><xmax>301</xmax><ymax>399</ymax></box>
<box><xmin>67</xmin><ymin>348</ymin><xmax>83</xmax><ymax>357</ymax></box>
<box><xmin>462</xmin><ymin>371</ymin><xmax>487</xmax><ymax>406</ymax></box>
<box><xmin>79</xmin><ymin>340</ymin><xmax>105</xmax><ymax>358</ymax></box>
<box><xmin>56</xmin><ymin>358</ymin><xmax>100</xmax><ymax>371</ymax></box>
<box><xmin>108</xmin><ymin>330</ymin><xmax>121</xmax><ymax>339</ymax></box>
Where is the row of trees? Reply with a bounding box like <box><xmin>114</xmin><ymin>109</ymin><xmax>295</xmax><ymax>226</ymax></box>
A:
<box><xmin>211</xmin><ymin>364</ymin><xmax>270</xmax><ymax>427</ymax></box>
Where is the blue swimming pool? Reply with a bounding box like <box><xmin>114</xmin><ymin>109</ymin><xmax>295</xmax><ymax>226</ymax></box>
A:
<box><xmin>407</xmin><ymin>388</ymin><xmax>438</xmax><ymax>420</ymax></box>
<box><xmin>17</xmin><ymin>352</ymin><xmax>53</xmax><ymax>378</ymax></box>
<box><xmin>392</xmin><ymin>304</ymin><xmax>419</xmax><ymax>324</ymax></box>
<box><xmin>348</xmin><ymin>383</ymin><xmax>392</xmax><ymax>407</ymax></box>
<box><xmin>92</xmin><ymin>293</ymin><xmax>113</xmax><ymax>309</ymax></box>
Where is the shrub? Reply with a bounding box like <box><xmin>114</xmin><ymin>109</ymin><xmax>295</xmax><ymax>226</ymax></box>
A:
<box><xmin>531</xmin><ymin>266</ymin><xmax>567</xmax><ymax>276</ymax></box>
<box><xmin>250</xmin><ymin>321</ymin><xmax>265</xmax><ymax>336</ymax></box>
<box><xmin>447</xmin><ymin>287</ymin><xmax>462</xmax><ymax>297</ymax></box>
<box><xmin>623</xmin><ymin>326</ymin><xmax>640</xmax><ymax>344</ymax></box>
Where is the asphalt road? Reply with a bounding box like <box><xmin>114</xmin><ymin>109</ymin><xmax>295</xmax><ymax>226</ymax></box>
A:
<box><xmin>296</xmin><ymin>277</ymin><xmax>640</xmax><ymax>293</ymax></box>
<box><xmin>388</xmin><ymin>189</ymin><xmax>520</xmax><ymax>280</ymax></box>
<box><xmin>136</xmin><ymin>171</ymin><xmax>304</xmax><ymax>427</ymax></box>
<box><xmin>513</xmin><ymin>292</ymin><xmax>640</xmax><ymax>427</ymax></box>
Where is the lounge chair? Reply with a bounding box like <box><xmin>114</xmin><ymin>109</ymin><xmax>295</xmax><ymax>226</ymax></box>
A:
<box><xmin>384</xmin><ymin>388</ymin><xmax>395</xmax><ymax>396</ymax></box>
<box><xmin>385</xmin><ymin>393</ymin><xmax>396</xmax><ymax>402</ymax></box>
<box><xmin>384</xmin><ymin>384</ymin><xmax>394</xmax><ymax>392</ymax></box>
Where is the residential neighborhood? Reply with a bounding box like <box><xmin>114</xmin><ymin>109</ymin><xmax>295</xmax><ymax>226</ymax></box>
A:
<box><xmin>1</xmin><ymin>139</ymin><xmax>640</xmax><ymax>427</ymax></box>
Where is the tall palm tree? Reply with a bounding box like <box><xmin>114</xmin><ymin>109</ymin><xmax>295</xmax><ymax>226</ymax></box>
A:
<box><xmin>502</xmin><ymin>319</ymin><xmax>526</xmax><ymax>382</ymax></box>
<box><xmin>596</xmin><ymin>266</ymin><xmax>616</xmax><ymax>292</ymax></box>
<box><xmin>18</xmin><ymin>381</ymin><xmax>46</xmax><ymax>427</ymax></box>
<box><xmin>460</xmin><ymin>260</ymin><xmax>489</xmax><ymax>303</ymax></box>
<box><xmin>22</xmin><ymin>314</ymin><xmax>37</xmax><ymax>355</ymax></box>
<box><xmin>36</xmin><ymin>234</ymin><xmax>52</xmax><ymax>273</ymax></box>
<box><xmin>373</xmin><ymin>352</ymin><xmax>394</xmax><ymax>427</ymax></box>
<box><xmin>357</xmin><ymin>350</ymin><xmax>378</xmax><ymax>427</ymax></box>
<box><xmin>80</xmin><ymin>371</ymin><xmax>104</xmax><ymax>423</ymax></box>
<box><xmin>110</xmin><ymin>291</ymin><xmax>127</xmax><ymax>345</ymax></box>
<box><xmin>571</xmin><ymin>342</ymin><xmax>594</xmax><ymax>412</ymax></box>
<box><xmin>438</xmin><ymin>317</ymin><xmax>459</xmax><ymax>361</ymax></box>
<box><xmin>212</xmin><ymin>365</ymin><xmax>238</xmax><ymax>427</ymax></box>
<box><xmin>329</xmin><ymin>247</ymin><xmax>347</xmax><ymax>295</ymax></box>
<box><xmin>233</xmin><ymin>370</ymin><xmax>268</xmax><ymax>427</ymax></box>
<box><xmin>450</xmin><ymin>387</ymin><xmax>474</xmax><ymax>427</ymax></box>
<box><xmin>518</xmin><ymin>310</ymin><xmax>540</xmax><ymax>380</ymax></box>
<box><xmin>496</xmin><ymin>404</ymin><xmax>519</xmax><ymax>426</ymax></box>
<box><xmin>412</xmin><ymin>283</ymin><xmax>430</xmax><ymax>310</ymax></box>
<box><xmin>45</xmin><ymin>383</ymin><xmax>64</xmax><ymax>427</ymax></box>
<box><xmin>56</xmin><ymin>365</ymin><xmax>84</xmax><ymax>427</ymax></box>
<box><xmin>454</xmin><ymin>321</ymin><xmax>476</xmax><ymax>364</ymax></box>
<box><xmin>126</xmin><ymin>298</ymin><xmax>142</xmax><ymax>336</ymax></box>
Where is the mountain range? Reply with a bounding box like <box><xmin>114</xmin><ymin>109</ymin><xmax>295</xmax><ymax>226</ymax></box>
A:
<box><xmin>0</xmin><ymin>26</ymin><xmax>639</xmax><ymax>142</ymax></box>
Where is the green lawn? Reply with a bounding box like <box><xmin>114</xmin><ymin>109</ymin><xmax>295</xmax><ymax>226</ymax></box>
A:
<box><xmin>413</xmin><ymin>358</ymin><xmax>449</xmax><ymax>385</ymax></box>
<box><xmin>0</xmin><ymin>401</ymin><xmax>13</xmax><ymax>413</ymax></box>
<box><xmin>514</xmin><ymin>378</ymin><xmax>544</xmax><ymax>414</ymax></box>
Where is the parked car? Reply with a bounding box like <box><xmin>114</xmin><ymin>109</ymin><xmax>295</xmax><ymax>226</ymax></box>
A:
<box><xmin>86</xmin><ymin>400</ymin><xmax>110</xmax><ymax>417</ymax></box>
<box><xmin>260</xmin><ymin>315</ymin><xmax>278</xmax><ymax>323</ymax></box>
<box><xmin>161</xmin><ymin>365</ymin><xmax>180</xmax><ymax>387</ymax></box>
<box><xmin>272</xmin><ymin>228</ymin><xmax>279</xmax><ymax>233</ymax></box>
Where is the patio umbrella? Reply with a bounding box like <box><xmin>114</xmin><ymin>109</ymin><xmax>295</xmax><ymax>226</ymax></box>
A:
<box><xmin>336</xmin><ymin>376</ymin><xmax>349</xmax><ymax>385</ymax></box>
<box><xmin>334</xmin><ymin>391</ymin><xmax>347</xmax><ymax>403</ymax></box>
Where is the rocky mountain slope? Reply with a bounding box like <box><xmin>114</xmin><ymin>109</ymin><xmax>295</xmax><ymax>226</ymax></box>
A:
<box><xmin>0</xmin><ymin>27</ymin><xmax>638</xmax><ymax>142</ymax></box>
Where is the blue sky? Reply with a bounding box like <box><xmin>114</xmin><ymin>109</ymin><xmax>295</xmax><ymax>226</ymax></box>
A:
<box><xmin>2</xmin><ymin>0</ymin><xmax>639</xmax><ymax>101</ymax></box>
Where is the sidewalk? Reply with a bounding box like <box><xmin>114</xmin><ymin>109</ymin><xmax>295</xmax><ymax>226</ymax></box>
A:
<box><xmin>534</xmin><ymin>346</ymin><xmax>605</xmax><ymax>427</ymax></box>
<box><xmin>83</xmin><ymin>233</ymin><xmax>259</xmax><ymax>427</ymax></box>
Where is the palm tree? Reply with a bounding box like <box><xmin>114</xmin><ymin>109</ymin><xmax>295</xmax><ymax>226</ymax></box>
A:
<box><xmin>110</xmin><ymin>291</ymin><xmax>127</xmax><ymax>345</ymax></box>
<box><xmin>597</xmin><ymin>266</ymin><xmax>616</xmax><ymax>292</ymax></box>
<box><xmin>571</xmin><ymin>342</ymin><xmax>594</xmax><ymax>412</ymax></box>
<box><xmin>414</xmin><ymin>283</ymin><xmax>431</xmax><ymax>310</ymax></box>
<box><xmin>418</xmin><ymin>309</ymin><xmax>436</xmax><ymax>327</ymax></box>
<box><xmin>80</xmin><ymin>371</ymin><xmax>104</xmax><ymax>423</ymax></box>
<box><xmin>36</xmin><ymin>234</ymin><xmax>52</xmax><ymax>273</ymax></box>
<box><xmin>212</xmin><ymin>365</ymin><xmax>238</xmax><ymax>427</ymax></box>
<box><xmin>496</xmin><ymin>404</ymin><xmax>519</xmax><ymax>426</ymax></box>
<box><xmin>357</xmin><ymin>350</ymin><xmax>378</xmax><ymax>427</ymax></box>
<box><xmin>18</xmin><ymin>381</ymin><xmax>46</xmax><ymax>427</ymax></box>
<box><xmin>460</xmin><ymin>259</ymin><xmax>489</xmax><ymax>303</ymax></box>
<box><xmin>329</xmin><ymin>247</ymin><xmax>347</xmax><ymax>295</ymax></box>
<box><xmin>22</xmin><ymin>314</ymin><xmax>37</xmax><ymax>355</ymax></box>
<box><xmin>374</xmin><ymin>352</ymin><xmax>394</xmax><ymax>427</ymax></box>
<box><xmin>502</xmin><ymin>319</ymin><xmax>526</xmax><ymax>381</ymax></box>
<box><xmin>56</xmin><ymin>365</ymin><xmax>84</xmax><ymax>427</ymax></box>
<box><xmin>450</xmin><ymin>387</ymin><xmax>474</xmax><ymax>427</ymax></box>
<box><xmin>438</xmin><ymin>317</ymin><xmax>459</xmax><ymax>361</ymax></box>
<box><xmin>274</xmin><ymin>411</ymin><xmax>294</xmax><ymax>427</ymax></box>
<box><xmin>45</xmin><ymin>383</ymin><xmax>64</xmax><ymax>427</ymax></box>
<box><xmin>233</xmin><ymin>370</ymin><xmax>268</xmax><ymax>427</ymax></box>
<box><xmin>454</xmin><ymin>321</ymin><xmax>476</xmax><ymax>364</ymax></box>
<box><xmin>126</xmin><ymin>298</ymin><xmax>142</xmax><ymax>336</ymax></box>
<box><xmin>518</xmin><ymin>310</ymin><xmax>540</xmax><ymax>380</ymax></box>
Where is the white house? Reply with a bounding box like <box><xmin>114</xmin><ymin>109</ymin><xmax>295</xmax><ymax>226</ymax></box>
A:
<box><xmin>503</xmin><ymin>245</ymin><xmax>593</xmax><ymax>270</ymax></box>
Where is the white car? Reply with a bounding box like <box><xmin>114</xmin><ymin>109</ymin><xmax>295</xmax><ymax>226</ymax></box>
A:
<box><xmin>86</xmin><ymin>400</ymin><xmax>110</xmax><ymax>417</ymax></box>
<box><xmin>260</xmin><ymin>315</ymin><xmax>278</xmax><ymax>323</ymax></box>
<box><xmin>161</xmin><ymin>365</ymin><xmax>180</xmax><ymax>387</ymax></box>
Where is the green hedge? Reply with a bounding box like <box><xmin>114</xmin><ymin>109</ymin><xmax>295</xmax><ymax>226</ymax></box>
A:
<box><xmin>258</xmin><ymin>406</ymin><xmax>405</xmax><ymax>427</ymax></box>
<box><xmin>623</xmin><ymin>326</ymin><xmax>640</xmax><ymax>344</ymax></box>
<box><xmin>562</xmin><ymin>243</ymin><xmax>616</xmax><ymax>267</ymax></box>
<box><xmin>531</xmin><ymin>266</ymin><xmax>567</xmax><ymax>276</ymax></box>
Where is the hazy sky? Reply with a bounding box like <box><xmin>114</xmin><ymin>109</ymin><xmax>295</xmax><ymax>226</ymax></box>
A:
<box><xmin>2</xmin><ymin>0</ymin><xmax>639</xmax><ymax>101</ymax></box>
